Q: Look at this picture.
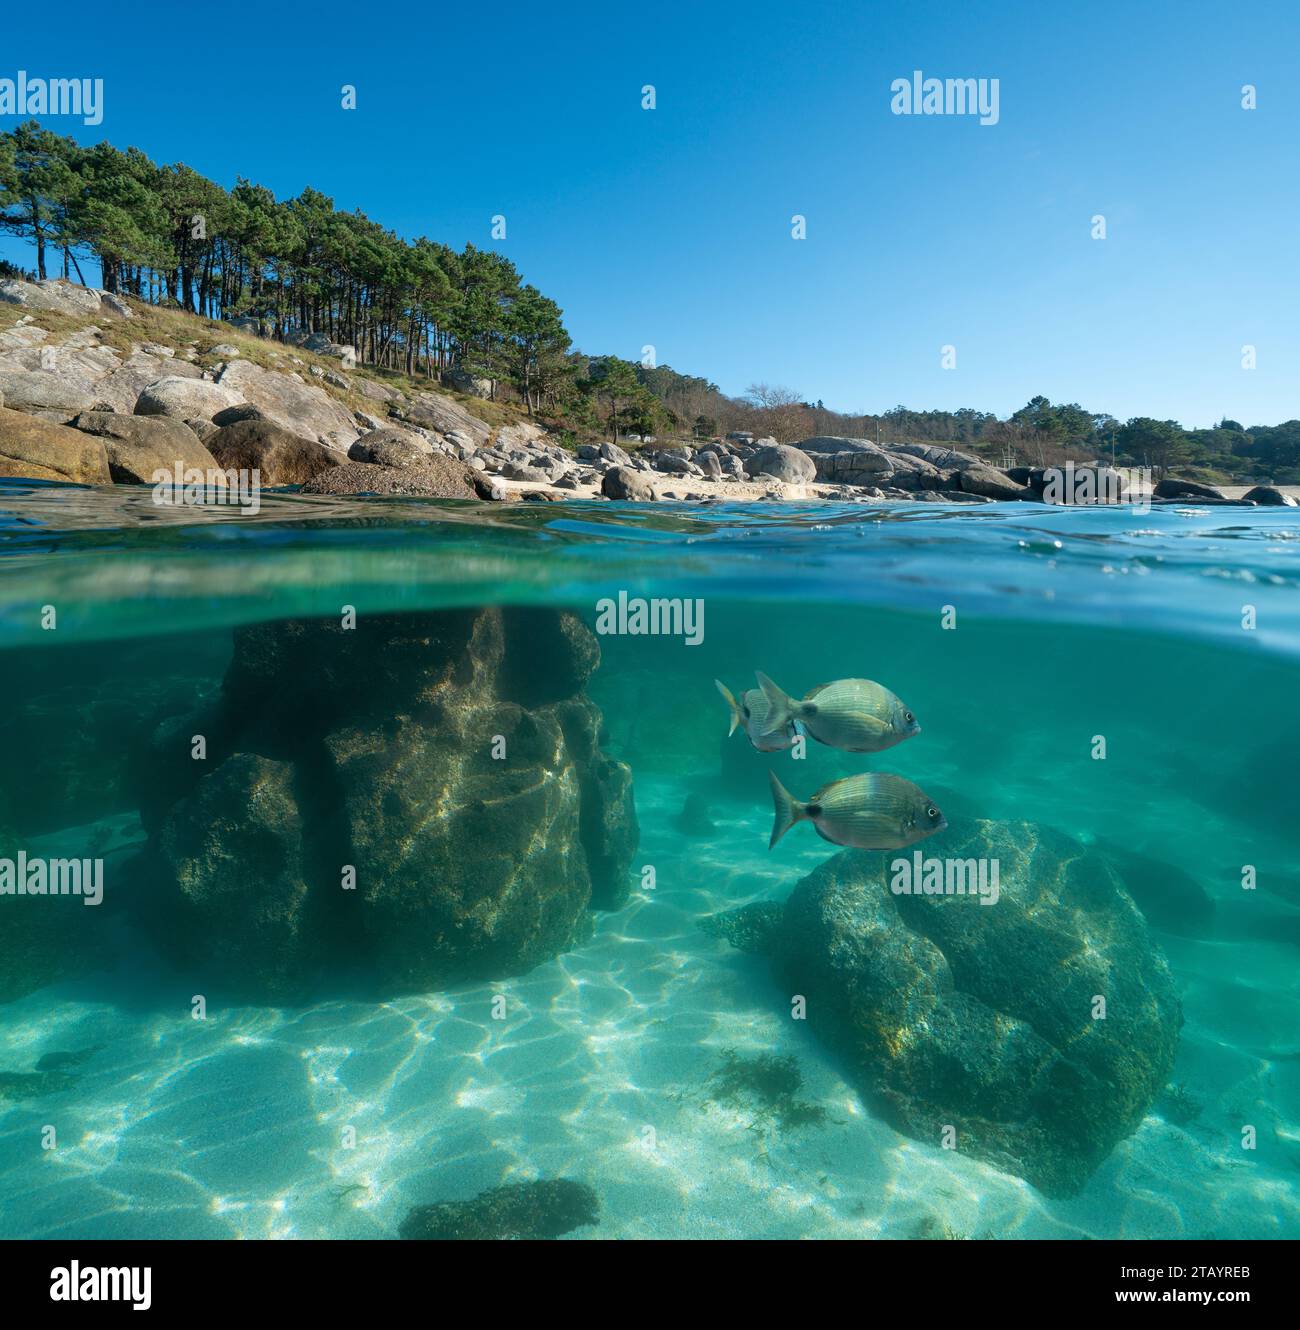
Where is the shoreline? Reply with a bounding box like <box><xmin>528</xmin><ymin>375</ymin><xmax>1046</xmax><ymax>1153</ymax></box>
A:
<box><xmin>3</xmin><ymin>281</ymin><xmax>1296</xmax><ymax>510</ymax></box>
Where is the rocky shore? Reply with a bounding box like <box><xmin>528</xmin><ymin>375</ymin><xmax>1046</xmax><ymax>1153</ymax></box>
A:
<box><xmin>4</xmin><ymin>279</ymin><xmax>1294</xmax><ymax>507</ymax></box>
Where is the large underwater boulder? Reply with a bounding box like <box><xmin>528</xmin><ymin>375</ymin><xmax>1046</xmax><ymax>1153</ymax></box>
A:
<box><xmin>134</xmin><ymin>608</ymin><xmax>637</xmax><ymax>999</ymax></box>
<box><xmin>709</xmin><ymin>818</ymin><xmax>1181</xmax><ymax>1196</ymax></box>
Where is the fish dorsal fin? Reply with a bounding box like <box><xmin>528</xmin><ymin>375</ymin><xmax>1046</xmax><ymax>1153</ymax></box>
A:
<box><xmin>803</xmin><ymin>682</ymin><xmax>833</xmax><ymax>700</ymax></box>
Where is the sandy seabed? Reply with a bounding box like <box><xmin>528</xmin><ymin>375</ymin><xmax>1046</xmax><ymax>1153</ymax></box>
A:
<box><xmin>0</xmin><ymin>775</ymin><xmax>1296</xmax><ymax>1241</ymax></box>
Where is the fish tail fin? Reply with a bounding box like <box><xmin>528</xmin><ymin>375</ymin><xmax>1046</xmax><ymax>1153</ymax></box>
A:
<box><xmin>754</xmin><ymin>670</ymin><xmax>795</xmax><ymax>736</ymax></box>
<box><xmin>714</xmin><ymin>679</ymin><xmax>742</xmax><ymax>737</ymax></box>
<box><xmin>768</xmin><ymin>770</ymin><xmax>806</xmax><ymax>849</ymax></box>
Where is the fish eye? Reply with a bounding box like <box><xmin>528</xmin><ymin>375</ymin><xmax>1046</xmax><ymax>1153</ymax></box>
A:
<box><xmin>927</xmin><ymin>806</ymin><xmax>940</xmax><ymax>820</ymax></box>
<box><xmin>904</xmin><ymin>711</ymin><xmax>915</xmax><ymax>724</ymax></box>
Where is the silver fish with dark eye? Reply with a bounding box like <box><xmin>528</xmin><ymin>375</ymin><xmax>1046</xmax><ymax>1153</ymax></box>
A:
<box><xmin>768</xmin><ymin>770</ymin><xmax>946</xmax><ymax>850</ymax></box>
<box><xmin>754</xmin><ymin>670</ymin><xmax>920</xmax><ymax>753</ymax></box>
<box><xmin>715</xmin><ymin>679</ymin><xmax>796</xmax><ymax>752</ymax></box>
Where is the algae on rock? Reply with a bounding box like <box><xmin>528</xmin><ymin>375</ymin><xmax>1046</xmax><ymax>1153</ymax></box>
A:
<box><xmin>710</xmin><ymin>818</ymin><xmax>1182</xmax><ymax>1197</ymax></box>
<box><xmin>134</xmin><ymin>608</ymin><xmax>638</xmax><ymax>999</ymax></box>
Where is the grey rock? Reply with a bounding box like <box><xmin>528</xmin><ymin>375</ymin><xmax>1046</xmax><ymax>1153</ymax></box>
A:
<box><xmin>745</xmin><ymin>443</ymin><xmax>817</xmax><ymax>484</ymax></box>
<box><xmin>503</xmin><ymin>462</ymin><xmax>551</xmax><ymax>482</ymax></box>
<box><xmin>136</xmin><ymin>375</ymin><xmax>245</xmax><ymax>422</ymax></box>
<box><xmin>303</xmin><ymin>333</ymin><xmax>357</xmax><ymax>368</ymax></box>
<box><xmin>598</xmin><ymin>440</ymin><xmax>632</xmax><ymax>466</ymax></box>
<box><xmin>796</xmin><ymin>436</ymin><xmax>889</xmax><ymax>455</ymax></box>
<box><xmin>446</xmin><ymin>368</ymin><xmax>494</xmax><ymax>398</ymax></box>
<box><xmin>601</xmin><ymin>466</ymin><xmax>656</xmax><ymax>500</ymax></box>
<box><xmin>94</xmin><ymin>351</ymin><xmax>202</xmax><ymax>416</ymax></box>
<box><xmin>394</xmin><ymin>391</ymin><xmax>491</xmax><ymax>447</ymax></box>
<box><xmin>356</xmin><ymin>378</ymin><xmax>400</xmax><ymax>403</ymax></box>
<box><xmin>0</xmin><ymin>278</ymin><xmax>104</xmax><ymax>317</ymax></box>
<box><xmin>891</xmin><ymin>442</ymin><xmax>985</xmax><ymax>470</ymax></box>
<box><xmin>496</xmin><ymin>421</ymin><xmax>549</xmax><ymax>451</ymax></box>
<box><xmin>217</xmin><ymin>359</ymin><xmax>361</xmax><ymax>450</ymax></box>
<box><xmin>957</xmin><ymin>464</ymin><xmax>1035</xmax><ymax>501</ymax></box>
<box><xmin>654</xmin><ymin>453</ymin><xmax>696</xmax><ymax>475</ymax></box>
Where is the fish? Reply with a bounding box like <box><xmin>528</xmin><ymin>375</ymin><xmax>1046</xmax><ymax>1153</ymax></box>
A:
<box><xmin>755</xmin><ymin>671</ymin><xmax>920</xmax><ymax>753</ymax></box>
<box><xmin>715</xmin><ymin>679</ymin><xmax>796</xmax><ymax>752</ymax></box>
<box><xmin>768</xmin><ymin>770</ymin><xmax>947</xmax><ymax>850</ymax></box>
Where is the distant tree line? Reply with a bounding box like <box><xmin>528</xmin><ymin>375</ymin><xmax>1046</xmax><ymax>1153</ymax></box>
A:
<box><xmin>1</xmin><ymin>122</ymin><xmax>1296</xmax><ymax>477</ymax></box>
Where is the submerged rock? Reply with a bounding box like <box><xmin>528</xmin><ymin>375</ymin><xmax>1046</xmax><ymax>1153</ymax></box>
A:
<box><xmin>711</xmin><ymin>818</ymin><xmax>1181</xmax><ymax>1196</ymax></box>
<box><xmin>134</xmin><ymin>609</ymin><xmax>637</xmax><ymax>998</ymax></box>
<box><xmin>399</xmin><ymin>1179</ymin><xmax>599</xmax><ymax>1240</ymax></box>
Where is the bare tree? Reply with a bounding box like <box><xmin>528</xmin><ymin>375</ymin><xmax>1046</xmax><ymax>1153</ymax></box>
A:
<box><xmin>743</xmin><ymin>383</ymin><xmax>810</xmax><ymax>442</ymax></box>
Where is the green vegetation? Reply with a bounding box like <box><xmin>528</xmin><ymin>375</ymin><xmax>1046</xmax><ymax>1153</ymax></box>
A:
<box><xmin>1160</xmin><ymin>1082</ymin><xmax>1203</xmax><ymax>1126</ymax></box>
<box><xmin>0</xmin><ymin>120</ymin><xmax>575</xmax><ymax>413</ymax></box>
<box><xmin>3</xmin><ymin>121</ymin><xmax>1297</xmax><ymax>478</ymax></box>
<box><xmin>704</xmin><ymin>1049</ymin><xmax>830</xmax><ymax>1135</ymax></box>
<box><xmin>399</xmin><ymin>1179</ymin><xmax>599</xmax><ymax>1240</ymax></box>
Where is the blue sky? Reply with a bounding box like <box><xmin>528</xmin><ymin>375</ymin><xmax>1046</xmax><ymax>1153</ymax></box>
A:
<box><xmin>3</xmin><ymin>0</ymin><xmax>1298</xmax><ymax>426</ymax></box>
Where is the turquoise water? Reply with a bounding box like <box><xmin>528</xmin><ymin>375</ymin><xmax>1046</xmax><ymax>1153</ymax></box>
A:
<box><xmin>1</xmin><ymin>482</ymin><xmax>1297</xmax><ymax>1238</ymax></box>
